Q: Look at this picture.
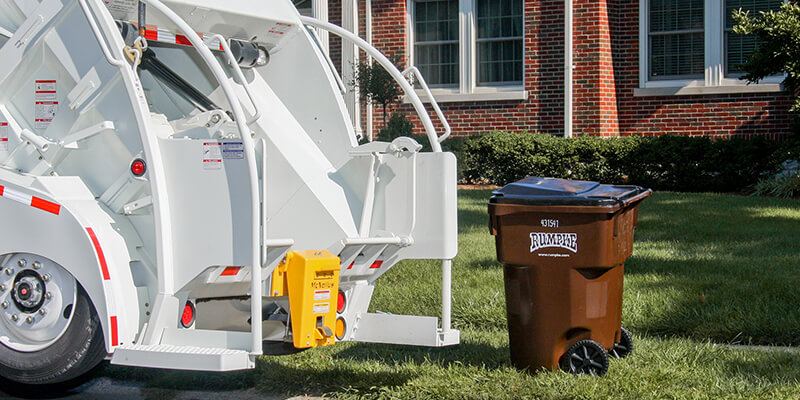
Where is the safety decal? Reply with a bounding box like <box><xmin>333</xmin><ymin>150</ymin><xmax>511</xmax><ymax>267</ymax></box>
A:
<box><xmin>0</xmin><ymin>122</ymin><xmax>7</xmax><ymax>151</ymax></box>
<box><xmin>103</xmin><ymin>0</ymin><xmax>137</xmax><ymax>19</ymax></box>
<box><xmin>34</xmin><ymin>80</ymin><xmax>57</xmax><ymax>130</ymax></box>
<box><xmin>202</xmin><ymin>142</ymin><xmax>222</xmax><ymax>170</ymax></box>
<box><xmin>266</xmin><ymin>22</ymin><xmax>293</xmax><ymax>38</ymax></box>
<box><xmin>222</xmin><ymin>142</ymin><xmax>244</xmax><ymax>159</ymax></box>
<box><xmin>530</xmin><ymin>232</ymin><xmax>578</xmax><ymax>255</ymax></box>
<box><xmin>313</xmin><ymin>303</ymin><xmax>330</xmax><ymax>314</ymax></box>
<box><xmin>314</xmin><ymin>289</ymin><xmax>331</xmax><ymax>301</ymax></box>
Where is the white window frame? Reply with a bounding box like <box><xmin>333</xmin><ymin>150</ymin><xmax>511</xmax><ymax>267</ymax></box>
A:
<box><xmin>636</xmin><ymin>0</ymin><xmax>783</xmax><ymax>96</ymax></box>
<box><xmin>405</xmin><ymin>0</ymin><xmax>528</xmax><ymax>103</ymax></box>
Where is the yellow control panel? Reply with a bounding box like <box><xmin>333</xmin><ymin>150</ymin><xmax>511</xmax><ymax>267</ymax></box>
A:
<box><xmin>270</xmin><ymin>250</ymin><xmax>340</xmax><ymax>349</ymax></box>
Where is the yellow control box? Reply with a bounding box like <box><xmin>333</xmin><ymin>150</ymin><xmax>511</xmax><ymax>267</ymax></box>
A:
<box><xmin>271</xmin><ymin>250</ymin><xmax>340</xmax><ymax>349</ymax></box>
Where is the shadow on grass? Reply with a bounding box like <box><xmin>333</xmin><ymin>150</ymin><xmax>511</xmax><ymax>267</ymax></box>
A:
<box><xmin>256</xmin><ymin>355</ymin><xmax>416</xmax><ymax>397</ymax></box>
<box><xmin>101</xmin><ymin>364</ymin><xmax>256</xmax><ymax>391</ymax></box>
<box><xmin>330</xmin><ymin>340</ymin><xmax>511</xmax><ymax>370</ymax></box>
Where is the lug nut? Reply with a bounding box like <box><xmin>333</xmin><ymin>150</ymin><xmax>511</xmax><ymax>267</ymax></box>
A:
<box><xmin>11</xmin><ymin>314</ymin><xmax>18</xmax><ymax>321</ymax></box>
<box><xmin>0</xmin><ymin>284</ymin><xmax>5</xmax><ymax>291</ymax></box>
<box><xmin>25</xmin><ymin>316</ymin><xmax>32</xmax><ymax>324</ymax></box>
<box><xmin>17</xmin><ymin>259</ymin><xmax>25</xmax><ymax>267</ymax></box>
<box><xmin>4</xmin><ymin>269</ymin><xmax>12</xmax><ymax>275</ymax></box>
<box><xmin>32</xmin><ymin>261</ymin><xmax>41</xmax><ymax>270</ymax></box>
<box><xmin>42</xmin><ymin>274</ymin><xmax>50</xmax><ymax>282</ymax></box>
<box><xmin>38</xmin><ymin>308</ymin><xmax>45</xmax><ymax>315</ymax></box>
<box><xmin>1</xmin><ymin>301</ymin><xmax>7</xmax><ymax>309</ymax></box>
<box><xmin>45</xmin><ymin>292</ymin><xmax>52</xmax><ymax>300</ymax></box>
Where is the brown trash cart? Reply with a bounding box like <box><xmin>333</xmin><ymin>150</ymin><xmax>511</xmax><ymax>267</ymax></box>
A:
<box><xmin>488</xmin><ymin>177</ymin><xmax>651</xmax><ymax>376</ymax></box>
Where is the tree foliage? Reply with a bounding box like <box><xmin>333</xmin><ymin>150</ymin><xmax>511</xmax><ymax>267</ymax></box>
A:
<box><xmin>733</xmin><ymin>3</ymin><xmax>800</xmax><ymax>110</ymax></box>
<box><xmin>352</xmin><ymin>54</ymin><xmax>404</xmax><ymax>127</ymax></box>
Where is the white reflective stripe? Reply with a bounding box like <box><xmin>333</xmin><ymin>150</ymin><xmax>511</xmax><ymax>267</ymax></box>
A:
<box><xmin>143</xmin><ymin>26</ymin><xmax>223</xmax><ymax>50</ymax></box>
<box><xmin>2</xmin><ymin>186</ymin><xmax>33</xmax><ymax>205</ymax></box>
<box><xmin>103</xmin><ymin>280</ymin><xmax>116</xmax><ymax>315</ymax></box>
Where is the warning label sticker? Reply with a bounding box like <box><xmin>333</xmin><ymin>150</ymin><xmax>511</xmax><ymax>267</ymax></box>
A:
<box><xmin>222</xmin><ymin>142</ymin><xmax>244</xmax><ymax>159</ymax></box>
<box><xmin>313</xmin><ymin>290</ymin><xmax>331</xmax><ymax>301</ymax></box>
<box><xmin>103</xmin><ymin>0</ymin><xmax>138</xmax><ymax>19</ymax></box>
<box><xmin>203</xmin><ymin>142</ymin><xmax>222</xmax><ymax>170</ymax></box>
<box><xmin>0</xmin><ymin>123</ymin><xmax>8</xmax><ymax>151</ymax></box>
<box><xmin>313</xmin><ymin>303</ymin><xmax>330</xmax><ymax>314</ymax></box>
<box><xmin>266</xmin><ymin>22</ymin><xmax>293</xmax><ymax>39</ymax></box>
<box><xmin>35</xmin><ymin>80</ymin><xmax>57</xmax><ymax>130</ymax></box>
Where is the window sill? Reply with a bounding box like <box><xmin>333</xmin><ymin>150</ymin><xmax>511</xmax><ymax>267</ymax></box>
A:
<box><xmin>402</xmin><ymin>88</ymin><xmax>529</xmax><ymax>104</ymax></box>
<box><xmin>633</xmin><ymin>84</ymin><xmax>782</xmax><ymax>97</ymax></box>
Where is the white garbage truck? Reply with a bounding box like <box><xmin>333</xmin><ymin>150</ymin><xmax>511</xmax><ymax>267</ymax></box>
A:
<box><xmin>0</xmin><ymin>0</ymin><xmax>458</xmax><ymax>388</ymax></box>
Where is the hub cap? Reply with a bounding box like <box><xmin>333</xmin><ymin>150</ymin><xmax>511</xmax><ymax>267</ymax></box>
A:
<box><xmin>0</xmin><ymin>254</ymin><xmax>76</xmax><ymax>352</ymax></box>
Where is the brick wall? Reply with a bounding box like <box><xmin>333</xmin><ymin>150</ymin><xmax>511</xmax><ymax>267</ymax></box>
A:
<box><xmin>331</xmin><ymin>0</ymin><xmax>792</xmax><ymax>138</ymax></box>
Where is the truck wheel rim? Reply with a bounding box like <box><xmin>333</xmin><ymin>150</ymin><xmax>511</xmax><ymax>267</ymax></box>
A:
<box><xmin>0</xmin><ymin>253</ymin><xmax>77</xmax><ymax>352</ymax></box>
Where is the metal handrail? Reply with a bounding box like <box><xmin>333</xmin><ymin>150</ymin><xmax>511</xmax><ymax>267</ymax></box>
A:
<box><xmin>78</xmin><ymin>0</ymin><xmax>126</xmax><ymax>67</ymax></box>
<box><xmin>209</xmin><ymin>34</ymin><xmax>262</xmax><ymax>125</ymax></box>
<box><xmin>299</xmin><ymin>16</ymin><xmax>448</xmax><ymax>153</ymax></box>
<box><xmin>402</xmin><ymin>66</ymin><xmax>451</xmax><ymax>143</ymax></box>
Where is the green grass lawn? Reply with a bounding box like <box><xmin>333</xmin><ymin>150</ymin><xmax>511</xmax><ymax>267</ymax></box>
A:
<box><xmin>105</xmin><ymin>190</ymin><xmax>800</xmax><ymax>399</ymax></box>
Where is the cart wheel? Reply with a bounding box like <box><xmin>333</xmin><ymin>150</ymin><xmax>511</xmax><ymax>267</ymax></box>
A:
<box><xmin>610</xmin><ymin>327</ymin><xmax>633</xmax><ymax>359</ymax></box>
<box><xmin>559</xmin><ymin>340</ymin><xmax>610</xmax><ymax>376</ymax></box>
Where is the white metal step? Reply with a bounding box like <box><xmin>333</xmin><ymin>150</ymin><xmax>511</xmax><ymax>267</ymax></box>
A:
<box><xmin>111</xmin><ymin>344</ymin><xmax>254</xmax><ymax>371</ymax></box>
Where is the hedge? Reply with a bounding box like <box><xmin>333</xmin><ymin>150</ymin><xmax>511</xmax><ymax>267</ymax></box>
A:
<box><xmin>455</xmin><ymin>132</ymin><xmax>786</xmax><ymax>193</ymax></box>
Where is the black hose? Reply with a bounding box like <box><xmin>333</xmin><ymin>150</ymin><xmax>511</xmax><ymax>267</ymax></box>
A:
<box><xmin>138</xmin><ymin>1</ymin><xmax>146</xmax><ymax>38</ymax></box>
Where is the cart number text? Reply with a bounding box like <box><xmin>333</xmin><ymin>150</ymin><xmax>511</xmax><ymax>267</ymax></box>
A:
<box><xmin>541</xmin><ymin>219</ymin><xmax>559</xmax><ymax>228</ymax></box>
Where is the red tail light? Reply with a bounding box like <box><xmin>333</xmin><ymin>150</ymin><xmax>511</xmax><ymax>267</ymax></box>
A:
<box><xmin>337</xmin><ymin>290</ymin><xmax>346</xmax><ymax>313</ymax></box>
<box><xmin>130</xmin><ymin>158</ymin><xmax>146</xmax><ymax>177</ymax></box>
<box><xmin>181</xmin><ymin>301</ymin><xmax>195</xmax><ymax>328</ymax></box>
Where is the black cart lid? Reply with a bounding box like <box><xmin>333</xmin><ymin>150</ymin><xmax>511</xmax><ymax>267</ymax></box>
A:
<box><xmin>489</xmin><ymin>177</ymin><xmax>646</xmax><ymax>207</ymax></box>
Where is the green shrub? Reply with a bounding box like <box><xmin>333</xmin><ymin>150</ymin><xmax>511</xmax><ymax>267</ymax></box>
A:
<box><xmin>460</xmin><ymin>132</ymin><xmax>781</xmax><ymax>192</ymax></box>
<box><xmin>751</xmin><ymin>173</ymin><xmax>800</xmax><ymax>198</ymax></box>
<box><xmin>378</xmin><ymin>112</ymin><xmax>413</xmax><ymax>142</ymax></box>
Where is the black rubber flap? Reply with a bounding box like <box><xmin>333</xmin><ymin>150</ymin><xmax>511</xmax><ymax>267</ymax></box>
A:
<box><xmin>490</xmin><ymin>177</ymin><xmax>645</xmax><ymax>206</ymax></box>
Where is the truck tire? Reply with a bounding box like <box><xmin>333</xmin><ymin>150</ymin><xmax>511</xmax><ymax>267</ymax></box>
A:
<box><xmin>0</xmin><ymin>285</ymin><xmax>107</xmax><ymax>390</ymax></box>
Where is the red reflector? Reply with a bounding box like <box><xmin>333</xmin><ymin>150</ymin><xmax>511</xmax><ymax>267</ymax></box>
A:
<box><xmin>221</xmin><ymin>266</ymin><xmax>241</xmax><ymax>276</ymax></box>
<box><xmin>337</xmin><ymin>291</ymin><xmax>345</xmax><ymax>313</ymax></box>
<box><xmin>347</xmin><ymin>262</ymin><xmax>354</xmax><ymax>270</ymax></box>
<box><xmin>181</xmin><ymin>301</ymin><xmax>195</xmax><ymax>328</ymax></box>
<box><xmin>370</xmin><ymin>260</ymin><xmax>383</xmax><ymax>269</ymax></box>
<box><xmin>131</xmin><ymin>159</ymin><xmax>146</xmax><ymax>177</ymax></box>
<box><xmin>110</xmin><ymin>316</ymin><xmax>119</xmax><ymax>346</ymax></box>
<box><xmin>31</xmin><ymin>197</ymin><xmax>61</xmax><ymax>215</ymax></box>
<box><xmin>175</xmin><ymin>34</ymin><xmax>192</xmax><ymax>46</ymax></box>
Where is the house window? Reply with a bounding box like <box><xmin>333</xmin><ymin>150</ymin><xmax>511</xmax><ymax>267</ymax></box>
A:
<box><xmin>410</xmin><ymin>0</ymin><xmax>525</xmax><ymax>95</ymax></box>
<box><xmin>725</xmin><ymin>0</ymin><xmax>782</xmax><ymax>76</ymax></box>
<box><xmin>648</xmin><ymin>0</ymin><xmax>704</xmax><ymax>80</ymax></box>
<box><xmin>640</xmin><ymin>0</ymin><xmax>783</xmax><ymax>88</ymax></box>
<box><xmin>476</xmin><ymin>0</ymin><xmax>523</xmax><ymax>85</ymax></box>
<box><xmin>413</xmin><ymin>0</ymin><xmax>460</xmax><ymax>86</ymax></box>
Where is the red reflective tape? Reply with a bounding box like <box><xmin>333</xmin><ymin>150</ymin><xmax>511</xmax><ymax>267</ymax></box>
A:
<box><xmin>221</xmin><ymin>266</ymin><xmax>241</xmax><ymax>276</ymax></box>
<box><xmin>86</xmin><ymin>228</ymin><xmax>110</xmax><ymax>280</ymax></box>
<box><xmin>0</xmin><ymin>185</ymin><xmax>4</xmax><ymax>196</ymax></box>
<box><xmin>144</xmin><ymin>29</ymin><xmax>158</xmax><ymax>41</ymax></box>
<box><xmin>30</xmin><ymin>197</ymin><xmax>60</xmax><ymax>215</ymax></box>
<box><xmin>110</xmin><ymin>316</ymin><xmax>119</xmax><ymax>346</ymax></box>
<box><xmin>347</xmin><ymin>262</ymin><xmax>354</xmax><ymax>270</ymax></box>
<box><xmin>175</xmin><ymin>34</ymin><xmax>191</xmax><ymax>46</ymax></box>
<box><xmin>370</xmin><ymin>260</ymin><xmax>383</xmax><ymax>269</ymax></box>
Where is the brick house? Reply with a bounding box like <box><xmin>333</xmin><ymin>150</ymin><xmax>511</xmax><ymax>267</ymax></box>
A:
<box><xmin>294</xmin><ymin>0</ymin><xmax>793</xmax><ymax>139</ymax></box>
